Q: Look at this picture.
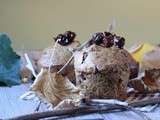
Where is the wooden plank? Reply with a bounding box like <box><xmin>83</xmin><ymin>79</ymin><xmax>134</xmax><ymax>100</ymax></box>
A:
<box><xmin>62</xmin><ymin>113</ymin><xmax>105</xmax><ymax>120</ymax></box>
<box><xmin>0</xmin><ymin>84</ymin><xmax>160</xmax><ymax>119</ymax></box>
<box><xmin>0</xmin><ymin>84</ymin><xmax>48</xmax><ymax>119</ymax></box>
<box><xmin>103</xmin><ymin>112</ymin><xmax>132</xmax><ymax>120</ymax></box>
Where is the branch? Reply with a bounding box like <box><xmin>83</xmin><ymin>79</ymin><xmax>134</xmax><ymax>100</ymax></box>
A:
<box><xmin>10</xmin><ymin>97</ymin><xmax>160</xmax><ymax>120</ymax></box>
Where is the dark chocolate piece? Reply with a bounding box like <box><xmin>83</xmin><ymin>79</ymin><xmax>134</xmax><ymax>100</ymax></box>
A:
<box><xmin>92</xmin><ymin>32</ymin><xmax>104</xmax><ymax>45</ymax></box>
<box><xmin>90</xmin><ymin>31</ymin><xmax>125</xmax><ymax>48</ymax></box>
<box><xmin>115</xmin><ymin>36</ymin><xmax>125</xmax><ymax>49</ymax></box>
<box><xmin>54</xmin><ymin>31</ymin><xmax>76</xmax><ymax>46</ymax></box>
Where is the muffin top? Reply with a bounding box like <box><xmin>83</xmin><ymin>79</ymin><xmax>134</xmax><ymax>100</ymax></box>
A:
<box><xmin>38</xmin><ymin>31</ymin><xmax>80</xmax><ymax>67</ymax></box>
<box><xmin>142</xmin><ymin>48</ymin><xmax>160</xmax><ymax>70</ymax></box>
<box><xmin>74</xmin><ymin>32</ymin><xmax>132</xmax><ymax>73</ymax></box>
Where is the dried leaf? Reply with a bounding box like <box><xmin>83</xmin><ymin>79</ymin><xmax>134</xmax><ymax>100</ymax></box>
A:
<box><xmin>31</xmin><ymin>68</ymin><xmax>81</xmax><ymax>106</ymax></box>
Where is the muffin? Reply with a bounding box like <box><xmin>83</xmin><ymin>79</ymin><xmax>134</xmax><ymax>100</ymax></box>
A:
<box><xmin>74</xmin><ymin>32</ymin><xmax>132</xmax><ymax>100</ymax></box>
<box><xmin>142</xmin><ymin>48</ymin><xmax>160</xmax><ymax>91</ymax></box>
<box><xmin>30</xmin><ymin>31</ymin><xmax>81</xmax><ymax>106</ymax></box>
<box><xmin>38</xmin><ymin>31</ymin><xmax>80</xmax><ymax>83</ymax></box>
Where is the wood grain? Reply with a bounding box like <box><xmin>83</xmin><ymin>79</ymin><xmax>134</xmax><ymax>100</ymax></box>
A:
<box><xmin>0</xmin><ymin>84</ymin><xmax>160</xmax><ymax>120</ymax></box>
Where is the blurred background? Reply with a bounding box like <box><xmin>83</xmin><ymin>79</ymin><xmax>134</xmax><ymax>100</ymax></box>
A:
<box><xmin>0</xmin><ymin>0</ymin><xmax>160</xmax><ymax>49</ymax></box>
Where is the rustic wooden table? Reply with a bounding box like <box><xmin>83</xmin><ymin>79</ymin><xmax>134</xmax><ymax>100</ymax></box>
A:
<box><xmin>0</xmin><ymin>84</ymin><xmax>160</xmax><ymax>120</ymax></box>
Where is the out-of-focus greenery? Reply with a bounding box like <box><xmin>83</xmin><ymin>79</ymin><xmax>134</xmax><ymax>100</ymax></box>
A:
<box><xmin>0</xmin><ymin>33</ymin><xmax>21</xmax><ymax>86</ymax></box>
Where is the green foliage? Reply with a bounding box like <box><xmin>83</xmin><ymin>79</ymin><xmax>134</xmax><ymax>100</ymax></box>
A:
<box><xmin>0</xmin><ymin>33</ymin><xmax>21</xmax><ymax>86</ymax></box>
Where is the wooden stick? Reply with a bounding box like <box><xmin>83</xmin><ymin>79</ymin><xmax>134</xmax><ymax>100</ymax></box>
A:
<box><xmin>57</xmin><ymin>39</ymin><xmax>92</xmax><ymax>74</ymax></box>
<box><xmin>129</xmin><ymin>97</ymin><xmax>160</xmax><ymax>107</ymax></box>
<box><xmin>10</xmin><ymin>97</ymin><xmax>160</xmax><ymax>120</ymax></box>
<box><xmin>57</xmin><ymin>55</ymin><xmax>74</xmax><ymax>74</ymax></box>
<box><xmin>9</xmin><ymin>106</ymin><xmax>127</xmax><ymax>120</ymax></box>
<box><xmin>72</xmin><ymin>39</ymin><xmax>92</xmax><ymax>52</ymax></box>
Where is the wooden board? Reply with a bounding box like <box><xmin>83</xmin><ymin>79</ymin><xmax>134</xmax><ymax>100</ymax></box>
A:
<box><xmin>0</xmin><ymin>84</ymin><xmax>160</xmax><ymax>120</ymax></box>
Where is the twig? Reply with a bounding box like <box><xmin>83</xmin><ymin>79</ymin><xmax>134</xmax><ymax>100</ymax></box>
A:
<box><xmin>57</xmin><ymin>55</ymin><xmax>74</xmax><ymax>74</ymax></box>
<box><xmin>10</xmin><ymin>97</ymin><xmax>160</xmax><ymax>120</ymax></box>
<box><xmin>34</xmin><ymin>101</ymin><xmax>42</xmax><ymax>112</ymax></box>
<box><xmin>129</xmin><ymin>97</ymin><xmax>160</xmax><ymax>107</ymax></box>
<box><xmin>10</xmin><ymin>106</ymin><xmax>126</xmax><ymax>120</ymax></box>
<box><xmin>48</xmin><ymin>40</ymin><xmax>59</xmax><ymax>82</ymax></box>
<box><xmin>107</xmin><ymin>19</ymin><xmax>116</xmax><ymax>33</ymax></box>
<box><xmin>84</xmin><ymin>99</ymin><xmax>151</xmax><ymax>120</ymax></box>
<box><xmin>72</xmin><ymin>39</ymin><xmax>92</xmax><ymax>52</ymax></box>
<box><xmin>57</xmin><ymin>39</ymin><xmax>92</xmax><ymax>74</ymax></box>
<box><xmin>24</xmin><ymin>53</ymin><xmax>37</xmax><ymax>78</ymax></box>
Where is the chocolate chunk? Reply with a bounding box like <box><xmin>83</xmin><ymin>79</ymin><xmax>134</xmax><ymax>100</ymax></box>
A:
<box><xmin>104</xmin><ymin>32</ymin><xmax>112</xmax><ymax>36</ymax></box>
<box><xmin>54</xmin><ymin>31</ymin><xmax>76</xmax><ymax>46</ymax></box>
<box><xmin>90</xmin><ymin>31</ymin><xmax>125</xmax><ymax>49</ymax></box>
<box><xmin>64</xmin><ymin>31</ymin><xmax>76</xmax><ymax>41</ymax></box>
<box><xmin>115</xmin><ymin>36</ymin><xmax>125</xmax><ymax>49</ymax></box>
<box><xmin>81</xmin><ymin>52</ymin><xmax>88</xmax><ymax>64</ymax></box>
<box><xmin>92</xmin><ymin>32</ymin><xmax>104</xmax><ymax>45</ymax></box>
<box><xmin>103</xmin><ymin>35</ymin><xmax>114</xmax><ymax>47</ymax></box>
